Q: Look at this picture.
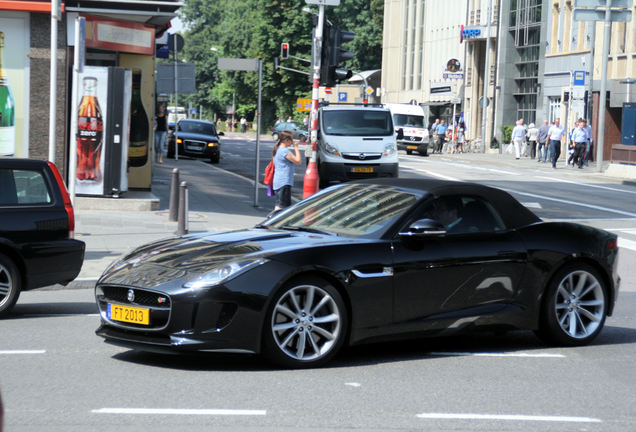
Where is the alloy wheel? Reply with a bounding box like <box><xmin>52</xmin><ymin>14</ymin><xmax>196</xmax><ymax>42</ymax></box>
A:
<box><xmin>270</xmin><ymin>284</ymin><xmax>342</xmax><ymax>362</ymax></box>
<box><xmin>554</xmin><ymin>270</ymin><xmax>606</xmax><ymax>339</ymax></box>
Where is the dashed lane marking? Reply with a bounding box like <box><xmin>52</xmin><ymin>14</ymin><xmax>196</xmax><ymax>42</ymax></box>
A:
<box><xmin>0</xmin><ymin>350</ymin><xmax>46</xmax><ymax>355</ymax></box>
<box><xmin>415</xmin><ymin>413</ymin><xmax>602</xmax><ymax>423</ymax></box>
<box><xmin>92</xmin><ymin>408</ymin><xmax>266</xmax><ymax>416</ymax></box>
<box><xmin>427</xmin><ymin>352</ymin><xmax>565</xmax><ymax>358</ymax></box>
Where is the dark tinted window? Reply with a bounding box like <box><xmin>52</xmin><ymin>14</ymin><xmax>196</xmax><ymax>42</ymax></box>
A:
<box><xmin>178</xmin><ymin>121</ymin><xmax>217</xmax><ymax>136</ymax></box>
<box><xmin>0</xmin><ymin>168</ymin><xmax>51</xmax><ymax>206</ymax></box>
<box><xmin>417</xmin><ymin>195</ymin><xmax>505</xmax><ymax>234</ymax></box>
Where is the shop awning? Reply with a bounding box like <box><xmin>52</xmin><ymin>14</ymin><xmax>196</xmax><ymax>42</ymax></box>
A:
<box><xmin>64</xmin><ymin>0</ymin><xmax>183</xmax><ymax>27</ymax></box>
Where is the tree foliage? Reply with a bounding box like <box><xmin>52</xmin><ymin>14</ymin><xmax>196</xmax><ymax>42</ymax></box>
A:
<box><xmin>177</xmin><ymin>0</ymin><xmax>383</xmax><ymax>127</ymax></box>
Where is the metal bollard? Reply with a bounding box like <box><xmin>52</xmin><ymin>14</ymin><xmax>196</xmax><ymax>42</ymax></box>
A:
<box><xmin>177</xmin><ymin>181</ymin><xmax>188</xmax><ymax>236</ymax></box>
<box><xmin>169</xmin><ymin>168</ymin><xmax>179</xmax><ymax>221</ymax></box>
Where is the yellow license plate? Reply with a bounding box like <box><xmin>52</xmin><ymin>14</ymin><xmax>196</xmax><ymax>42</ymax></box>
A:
<box><xmin>407</xmin><ymin>145</ymin><xmax>418</xmax><ymax>150</ymax></box>
<box><xmin>108</xmin><ymin>303</ymin><xmax>150</xmax><ymax>325</ymax></box>
<box><xmin>351</xmin><ymin>167</ymin><xmax>374</xmax><ymax>173</ymax></box>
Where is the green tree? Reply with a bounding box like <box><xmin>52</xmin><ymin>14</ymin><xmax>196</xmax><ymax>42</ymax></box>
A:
<box><xmin>178</xmin><ymin>0</ymin><xmax>383</xmax><ymax>127</ymax></box>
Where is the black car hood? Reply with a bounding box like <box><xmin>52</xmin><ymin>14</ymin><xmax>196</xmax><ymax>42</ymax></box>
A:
<box><xmin>98</xmin><ymin>228</ymin><xmax>355</xmax><ymax>287</ymax></box>
<box><xmin>176</xmin><ymin>132</ymin><xmax>219</xmax><ymax>142</ymax></box>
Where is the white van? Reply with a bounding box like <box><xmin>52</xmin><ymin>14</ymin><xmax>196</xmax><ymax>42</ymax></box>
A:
<box><xmin>317</xmin><ymin>105</ymin><xmax>400</xmax><ymax>188</ymax></box>
<box><xmin>384</xmin><ymin>103</ymin><xmax>429</xmax><ymax>156</ymax></box>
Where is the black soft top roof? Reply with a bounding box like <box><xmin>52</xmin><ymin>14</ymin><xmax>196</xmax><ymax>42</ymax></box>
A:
<box><xmin>353</xmin><ymin>178</ymin><xmax>541</xmax><ymax>229</ymax></box>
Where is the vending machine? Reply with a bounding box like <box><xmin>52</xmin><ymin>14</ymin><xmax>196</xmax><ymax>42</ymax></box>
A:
<box><xmin>74</xmin><ymin>66</ymin><xmax>131</xmax><ymax>196</ymax></box>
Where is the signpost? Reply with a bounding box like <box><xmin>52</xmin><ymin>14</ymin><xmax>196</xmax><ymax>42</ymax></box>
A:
<box><xmin>218</xmin><ymin>57</ymin><xmax>263</xmax><ymax>206</ymax></box>
<box><xmin>574</xmin><ymin>0</ymin><xmax>633</xmax><ymax>172</ymax></box>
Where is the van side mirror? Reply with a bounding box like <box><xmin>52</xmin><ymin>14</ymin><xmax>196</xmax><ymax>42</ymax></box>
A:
<box><xmin>399</xmin><ymin>218</ymin><xmax>446</xmax><ymax>238</ymax></box>
<box><xmin>396</xmin><ymin>128</ymin><xmax>404</xmax><ymax>140</ymax></box>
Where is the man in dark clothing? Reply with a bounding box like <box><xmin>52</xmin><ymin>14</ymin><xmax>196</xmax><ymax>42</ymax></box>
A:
<box><xmin>536</xmin><ymin>120</ymin><xmax>550</xmax><ymax>163</ymax></box>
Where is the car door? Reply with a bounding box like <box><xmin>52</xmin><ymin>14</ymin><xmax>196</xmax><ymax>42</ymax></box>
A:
<box><xmin>391</xmin><ymin>195</ymin><xmax>528</xmax><ymax>327</ymax></box>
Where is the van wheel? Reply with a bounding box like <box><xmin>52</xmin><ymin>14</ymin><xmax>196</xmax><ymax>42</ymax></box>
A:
<box><xmin>406</xmin><ymin>150</ymin><xmax>412</xmax><ymax>155</ymax></box>
<box><xmin>419</xmin><ymin>148</ymin><xmax>428</xmax><ymax>157</ymax></box>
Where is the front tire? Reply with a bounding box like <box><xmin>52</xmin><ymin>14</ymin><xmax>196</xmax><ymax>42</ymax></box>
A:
<box><xmin>536</xmin><ymin>263</ymin><xmax>607</xmax><ymax>346</ymax></box>
<box><xmin>0</xmin><ymin>254</ymin><xmax>21</xmax><ymax>317</ymax></box>
<box><xmin>272</xmin><ymin>133</ymin><xmax>279</xmax><ymax>141</ymax></box>
<box><xmin>263</xmin><ymin>276</ymin><xmax>347</xmax><ymax>368</ymax></box>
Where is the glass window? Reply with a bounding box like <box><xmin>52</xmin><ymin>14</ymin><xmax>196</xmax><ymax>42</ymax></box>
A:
<box><xmin>264</xmin><ymin>183</ymin><xmax>421</xmax><ymax>238</ymax></box>
<box><xmin>393</xmin><ymin>114</ymin><xmax>425</xmax><ymax>128</ymax></box>
<box><xmin>0</xmin><ymin>168</ymin><xmax>51</xmax><ymax>206</ymax></box>
<box><xmin>322</xmin><ymin>110</ymin><xmax>393</xmax><ymax>136</ymax></box>
<box><xmin>416</xmin><ymin>195</ymin><xmax>505</xmax><ymax>234</ymax></box>
<box><xmin>178</xmin><ymin>121</ymin><xmax>217</xmax><ymax>135</ymax></box>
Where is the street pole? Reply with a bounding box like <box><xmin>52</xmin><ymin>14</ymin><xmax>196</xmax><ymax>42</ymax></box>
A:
<box><xmin>302</xmin><ymin>3</ymin><xmax>325</xmax><ymax>198</ymax></box>
<box><xmin>48</xmin><ymin>0</ymin><xmax>60</xmax><ymax>163</ymax></box>
<box><xmin>595</xmin><ymin>5</ymin><xmax>612</xmax><ymax>173</ymax></box>
<box><xmin>68</xmin><ymin>17</ymin><xmax>84</xmax><ymax>205</ymax></box>
<box><xmin>254</xmin><ymin>60</ymin><xmax>262</xmax><ymax>207</ymax></box>
<box><xmin>480</xmin><ymin>0</ymin><xmax>492</xmax><ymax>153</ymax></box>
<box><xmin>173</xmin><ymin>35</ymin><xmax>179</xmax><ymax>161</ymax></box>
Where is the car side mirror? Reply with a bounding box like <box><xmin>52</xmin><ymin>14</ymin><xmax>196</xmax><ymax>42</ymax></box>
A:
<box><xmin>218</xmin><ymin>131</ymin><xmax>224</xmax><ymax>136</ymax></box>
<box><xmin>399</xmin><ymin>218</ymin><xmax>446</xmax><ymax>238</ymax></box>
<box><xmin>396</xmin><ymin>128</ymin><xmax>404</xmax><ymax>140</ymax></box>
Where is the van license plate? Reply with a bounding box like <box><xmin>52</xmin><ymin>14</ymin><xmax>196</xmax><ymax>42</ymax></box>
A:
<box><xmin>351</xmin><ymin>167</ymin><xmax>374</xmax><ymax>173</ymax></box>
<box><xmin>407</xmin><ymin>145</ymin><xmax>418</xmax><ymax>150</ymax></box>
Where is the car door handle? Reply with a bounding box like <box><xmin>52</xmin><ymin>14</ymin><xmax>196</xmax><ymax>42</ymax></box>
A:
<box><xmin>352</xmin><ymin>267</ymin><xmax>394</xmax><ymax>278</ymax></box>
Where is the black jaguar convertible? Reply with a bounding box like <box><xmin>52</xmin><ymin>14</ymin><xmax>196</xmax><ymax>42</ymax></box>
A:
<box><xmin>95</xmin><ymin>179</ymin><xmax>620</xmax><ymax>368</ymax></box>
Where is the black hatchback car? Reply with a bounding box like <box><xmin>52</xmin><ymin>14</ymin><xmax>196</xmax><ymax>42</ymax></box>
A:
<box><xmin>167</xmin><ymin>119</ymin><xmax>223</xmax><ymax>163</ymax></box>
<box><xmin>0</xmin><ymin>158</ymin><xmax>85</xmax><ymax>316</ymax></box>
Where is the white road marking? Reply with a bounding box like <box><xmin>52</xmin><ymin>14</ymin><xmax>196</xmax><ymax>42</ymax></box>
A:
<box><xmin>410</xmin><ymin>168</ymin><xmax>460</xmax><ymax>181</ymax></box>
<box><xmin>415</xmin><ymin>413</ymin><xmax>601</xmax><ymax>423</ymax></box>
<box><xmin>535</xmin><ymin>175</ymin><xmax>636</xmax><ymax>195</ymax></box>
<box><xmin>427</xmin><ymin>352</ymin><xmax>565</xmax><ymax>358</ymax></box>
<box><xmin>345</xmin><ymin>382</ymin><xmax>362</xmax><ymax>387</ymax></box>
<box><xmin>618</xmin><ymin>237</ymin><xmax>636</xmax><ymax>252</ymax></box>
<box><xmin>92</xmin><ymin>408</ymin><xmax>266</xmax><ymax>416</ymax></box>
<box><xmin>521</xmin><ymin>202</ymin><xmax>542</xmax><ymax>209</ymax></box>
<box><xmin>0</xmin><ymin>350</ymin><xmax>46</xmax><ymax>355</ymax></box>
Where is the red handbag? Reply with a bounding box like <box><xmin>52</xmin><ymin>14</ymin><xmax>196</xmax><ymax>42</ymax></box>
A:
<box><xmin>264</xmin><ymin>160</ymin><xmax>274</xmax><ymax>186</ymax></box>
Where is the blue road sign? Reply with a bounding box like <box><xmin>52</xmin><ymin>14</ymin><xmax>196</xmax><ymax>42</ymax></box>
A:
<box><xmin>338</xmin><ymin>92</ymin><xmax>347</xmax><ymax>102</ymax></box>
<box><xmin>573</xmin><ymin>70</ymin><xmax>586</xmax><ymax>86</ymax></box>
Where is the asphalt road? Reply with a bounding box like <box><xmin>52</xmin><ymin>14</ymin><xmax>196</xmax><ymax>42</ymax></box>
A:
<box><xmin>2</xmin><ymin>146</ymin><xmax>636</xmax><ymax>431</ymax></box>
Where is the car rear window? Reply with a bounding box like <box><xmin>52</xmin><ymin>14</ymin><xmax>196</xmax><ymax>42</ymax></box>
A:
<box><xmin>0</xmin><ymin>168</ymin><xmax>52</xmax><ymax>206</ymax></box>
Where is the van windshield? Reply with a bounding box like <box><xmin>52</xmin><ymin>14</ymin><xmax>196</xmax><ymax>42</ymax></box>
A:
<box><xmin>392</xmin><ymin>114</ymin><xmax>425</xmax><ymax>128</ymax></box>
<box><xmin>322</xmin><ymin>110</ymin><xmax>393</xmax><ymax>136</ymax></box>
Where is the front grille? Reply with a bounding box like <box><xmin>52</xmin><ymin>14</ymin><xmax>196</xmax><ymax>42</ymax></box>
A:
<box><xmin>97</xmin><ymin>285</ymin><xmax>171</xmax><ymax>330</ymax></box>
<box><xmin>184</xmin><ymin>139</ymin><xmax>207</xmax><ymax>153</ymax></box>
<box><xmin>342</xmin><ymin>153</ymin><xmax>382</xmax><ymax>161</ymax></box>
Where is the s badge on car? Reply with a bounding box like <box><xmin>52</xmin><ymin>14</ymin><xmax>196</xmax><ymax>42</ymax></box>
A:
<box><xmin>127</xmin><ymin>289</ymin><xmax>135</xmax><ymax>303</ymax></box>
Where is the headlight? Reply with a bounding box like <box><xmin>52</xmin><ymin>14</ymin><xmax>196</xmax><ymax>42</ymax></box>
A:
<box><xmin>383</xmin><ymin>143</ymin><xmax>397</xmax><ymax>156</ymax></box>
<box><xmin>183</xmin><ymin>258</ymin><xmax>267</xmax><ymax>289</ymax></box>
<box><xmin>324</xmin><ymin>143</ymin><xmax>340</xmax><ymax>156</ymax></box>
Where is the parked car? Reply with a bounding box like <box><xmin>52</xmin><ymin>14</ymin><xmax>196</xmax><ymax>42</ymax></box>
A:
<box><xmin>0</xmin><ymin>158</ymin><xmax>85</xmax><ymax>316</ymax></box>
<box><xmin>167</xmin><ymin>119</ymin><xmax>224</xmax><ymax>163</ymax></box>
<box><xmin>94</xmin><ymin>179</ymin><xmax>619</xmax><ymax>368</ymax></box>
<box><xmin>271</xmin><ymin>121</ymin><xmax>307</xmax><ymax>142</ymax></box>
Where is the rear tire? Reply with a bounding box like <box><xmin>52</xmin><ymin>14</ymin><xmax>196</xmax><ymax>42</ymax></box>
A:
<box><xmin>272</xmin><ymin>133</ymin><xmax>279</xmax><ymax>141</ymax></box>
<box><xmin>262</xmin><ymin>276</ymin><xmax>347</xmax><ymax>368</ymax></box>
<box><xmin>0</xmin><ymin>254</ymin><xmax>21</xmax><ymax>317</ymax></box>
<box><xmin>535</xmin><ymin>263</ymin><xmax>607</xmax><ymax>346</ymax></box>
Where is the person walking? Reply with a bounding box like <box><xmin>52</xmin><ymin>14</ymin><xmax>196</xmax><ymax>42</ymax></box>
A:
<box><xmin>583</xmin><ymin>119</ymin><xmax>593</xmax><ymax>166</ymax></box>
<box><xmin>436</xmin><ymin>120</ymin><xmax>448</xmax><ymax>153</ymax></box>
<box><xmin>430</xmin><ymin>119</ymin><xmax>440</xmax><ymax>153</ymax></box>
<box><xmin>456</xmin><ymin>122</ymin><xmax>466</xmax><ymax>153</ymax></box>
<box><xmin>526</xmin><ymin>122</ymin><xmax>538</xmax><ymax>159</ymax></box>
<box><xmin>511</xmin><ymin>120</ymin><xmax>526</xmax><ymax>160</ymax></box>
<box><xmin>548</xmin><ymin>118</ymin><xmax>565</xmax><ymax>168</ymax></box>
<box><xmin>537</xmin><ymin>120</ymin><xmax>550</xmax><ymax>162</ymax></box>
<box><xmin>154</xmin><ymin>103</ymin><xmax>168</xmax><ymax>164</ymax></box>
<box><xmin>272</xmin><ymin>131</ymin><xmax>301</xmax><ymax>212</ymax></box>
<box><xmin>240</xmin><ymin>116</ymin><xmax>247</xmax><ymax>133</ymax></box>
<box><xmin>571</xmin><ymin>118</ymin><xmax>588</xmax><ymax>169</ymax></box>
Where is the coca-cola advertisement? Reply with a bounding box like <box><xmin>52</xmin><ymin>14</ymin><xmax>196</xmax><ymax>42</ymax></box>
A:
<box><xmin>74</xmin><ymin>66</ymin><xmax>130</xmax><ymax>196</ymax></box>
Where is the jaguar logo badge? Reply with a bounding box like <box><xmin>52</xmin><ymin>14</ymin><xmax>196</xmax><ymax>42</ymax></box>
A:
<box><xmin>127</xmin><ymin>289</ymin><xmax>135</xmax><ymax>303</ymax></box>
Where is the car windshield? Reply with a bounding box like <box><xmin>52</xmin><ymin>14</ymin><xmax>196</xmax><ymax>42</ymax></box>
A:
<box><xmin>322</xmin><ymin>110</ymin><xmax>393</xmax><ymax>136</ymax></box>
<box><xmin>393</xmin><ymin>114</ymin><xmax>425</xmax><ymax>128</ymax></box>
<box><xmin>262</xmin><ymin>183</ymin><xmax>421</xmax><ymax>238</ymax></box>
<box><xmin>178</xmin><ymin>121</ymin><xmax>217</xmax><ymax>135</ymax></box>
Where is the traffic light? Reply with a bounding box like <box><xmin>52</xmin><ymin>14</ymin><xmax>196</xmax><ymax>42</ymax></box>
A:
<box><xmin>280</xmin><ymin>42</ymin><xmax>289</xmax><ymax>59</ymax></box>
<box><xmin>319</xmin><ymin>22</ymin><xmax>355</xmax><ymax>87</ymax></box>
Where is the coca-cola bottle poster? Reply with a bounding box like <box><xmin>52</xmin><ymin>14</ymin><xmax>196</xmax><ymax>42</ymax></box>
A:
<box><xmin>75</xmin><ymin>66</ymin><xmax>108</xmax><ymax>195</ymax></box>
